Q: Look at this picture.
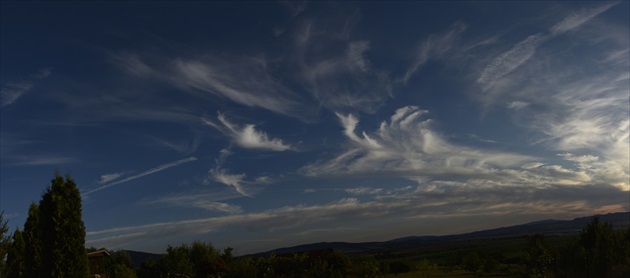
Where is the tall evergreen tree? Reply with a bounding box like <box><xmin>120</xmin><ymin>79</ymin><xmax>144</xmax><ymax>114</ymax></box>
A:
<box><xmin>0</xmin><ymin>211</ymin><xmax>10</xmax><ymax>276</ymax></box>
<box><xmin>23</xmin><ymin>203</ymin><xmax>42</xmax><ymax>278</ymax></box>
<box><xmin>5</xmin><ymin>229</ymin><xmax>25</xmax><ymax>278</ymax></box>
<box><xmin>38</xmin><ymin>173</ymin><xmax>90</xmax><ymax>277</ymax></box>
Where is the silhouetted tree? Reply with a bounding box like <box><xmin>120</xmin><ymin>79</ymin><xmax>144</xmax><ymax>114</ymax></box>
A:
<box><xmin>23</xmin><ymin>203</ymin><xmax>42</xmax><ymax>277</ymax></box>
<box><xmin>5</xmin><ymin>229</ymin><xmax>25</xmax><ymax>278</ymax></box>
<box><xmin>108</xmin><ymin>250</ymin><xmax>137</xmax><ymax>278</ymax></box>
<box><xmin>190</xmin><ymin>241</ymin><xmax>226</xmax><ymax>276</ymax></box>
<box><xmin>581</xmin><ymin>216</ymin><xmax>616</xmax><ymax>277</ymax></box>
<box><xmin>463</xmin><ymin>252</ymin><xmax>483</xmax><ymax>277</ymax></box>
<box><xmin>137</xmin><ymin>258</ymin><xmax>160</xmax><ymax>278</ymax></box>
<box><xmin>389</xmin><ymin>261</ymin><xmax>411</xmax><ymax>276</ymax></box>
<box><xmin>255</xmin><ymin>253</ymin><xmax>277</xmax><ymax>277</ymax></box>
<box><xmin>352</xmin><ymin>256</ymin><xmax>380</xmax><ymax>278</ymax></box>
<box><xmin>160</xmin><ymin>244</ymin><xmax>194</xmax><ymax>277</ymax></box>
<box><xmin>38</xmin><ymin>173</ymin><xmax>90</xmax><ymax>277</ymax></box>
<box><xmin>523</xmin><ymin>234</ymin><xmax>553</xmax><ymax>278</ymax></box>
<box><xmin>223</xmin><ymin>257</ymin><xmax>258</xmax><ymax>278</ymax></box>
<box><xmin>0</xmin><ymin>211</ymin><xmax>9</xmax><ymax>275</ymax></box>
<box><xmin>416</xmin><ymin>258</ymin><xmax>438</xmax><ymax>278</ymax></box>
<box><xmin>444</xmin><ymin>252</ymin><xmax>461</xmax><ymax>273</ymax></box>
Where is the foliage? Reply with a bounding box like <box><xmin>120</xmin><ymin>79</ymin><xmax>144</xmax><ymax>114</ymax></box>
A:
<box><xmin>416</xmin><ymin>258</ymin><xmax>438</xmax><ymax>278</ymax></box>
<box><xmin>0</xmin><ymin>211</ymin><xmax>9</xmax><ymax>275</ymax></box>
<box><xmin>222</xmin><ymin>257</ymin><xmax>257</xmax><ymax>278</ymax></box>
<box><xmin>523</xmin><ymin>234</ymin><xmax>553</xmax><ymax>278</ymax></box>
<box><xmin>578</xmin><ymin>216</ymin><xmax>630</xmax><ymax>278</ymax></box>
<box><xmin>462</xmin><ymin>252</ymin><xmax>482</xmax><ymax>276</ymax></box>
<box><xmin>38</xmin><ymin>173</ymin><xmax>90</xmax><ymax>277</ymax></box>
<box><xmin>5</xmin><ymin>229</ymin><xmax>25</xmax><ymax>278</ymax></box>
<box><xmin>444</xmin><ymin>252</ymin><xmax>461</xmax><ymax>273</ymax></box>
<box><xmin>136</xmin><ymin>258</ymin><xmax>160</xmax><ymax>278</ymax></box>
<box><xmin>160</xmin><ymin>244</ymin><xmax>194</xmax><ymax>277</ymax></box>
<box><xmin>6</xmin><ymin>178</ymin><xmax>630</xmax><ymax>278</ymax></box>
<box><xmin>389</xmin><ymin>260</ymin><xmax>411</xmax><ymax>275</ymax></box>
<box><xmin>352</xmin><ymin>256</ymin><xmax>380</xmax><ymax>278</ymax></box>
<box><xmin>23</xmin><ymin>203</ymin><xmax>42</xmax><ymax>277</ymax></box>
<box><xmin>109</xmin><ymin>250</ymin><xmax>137</xmax><ymax>278</ymax></box>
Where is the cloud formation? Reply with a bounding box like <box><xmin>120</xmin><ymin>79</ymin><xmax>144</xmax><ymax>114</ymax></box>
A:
<box><xmin>550</xmin><ymin>2</ymin><xmax>619</xmax><ymax>35</ymax></box>
<box><xmin>203</xmin><ymin>113</ymin><xmax>293</xmax><ymax>151</ymax></box>
<box><xmin>476</xmin><ymin>2</ymin><xmax>617</xmax><ymax>94</ymax></box>
<box><xmin>115</xmin><ymin>53</ymin><xmax>310</xmax><ymax>119</ymax></box>
<box><xmin>293</xmin><ymin>15</ymin><xmax>394</xmax><ymax>113</ymax></box>
<box><xmin>401</xmin><ymin>22</ymin><xmax>467</xmax><ymax>84</ymax></box>
<box><xmin>477</xmin><ymin>34</ymin><xmax>546</xmax><ymax>91</ymax></box>
<box><xmin>86</xmin><ymin>182</ymin><xmax>628</xmax><ymax>251</ymax></box>
<box><xmin>209</xmin><ymin>167</ymin><xmax>251</xmax><ymax>197</ymax></box>
<box><xmin>144</xmin><ymin>194</ymin><xmax>242</xmax><ymax>214</ymax></box>
<box><xmin>84</xmin><ymin>157</ymin><xmax>198</xmax><ymax>195</ymax></box>
<box><xmin>302</xmin><ymin>106</ymin><xmax>533</xmax><ymax>178</ymax></box>
<box><xmin>0</xmin><ymin>69</ymin><xmax>51</xmax><ymax>107</ymax></box>
<box><xmin>98</xmin><ymin>173</ymin><xmax>123</xmax><ymax>185</ymax></box>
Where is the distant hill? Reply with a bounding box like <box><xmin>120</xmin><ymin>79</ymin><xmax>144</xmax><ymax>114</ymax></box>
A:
<box><xmin>249</xmin><ymin>211</ymin><xmax>629</xmax><ymax>257</ymax></box>
<box><xmin>119</xmin><ymin>212</ymin><xmax>629</xmax><ymax>263</ymax></box>
<box><xmin>123</xmin><ymin>250</ymin><xmax>163</xmax><ymax>268</ymax></box>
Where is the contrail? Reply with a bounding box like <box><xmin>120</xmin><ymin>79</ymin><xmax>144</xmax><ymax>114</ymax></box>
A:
<box><xmin>83</xmin><ymin>157</ymin><xmax>198</xmax><ymax>196</ymax></box>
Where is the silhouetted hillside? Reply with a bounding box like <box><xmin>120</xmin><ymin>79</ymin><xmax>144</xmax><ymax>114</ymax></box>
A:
<box><xmin>124</xmin><ymin>250</ymin><xmax>163</xmax><ymax>268</ymax></box>
<box><xmin>249</xmin><ymin>211</ymin><xmax>629</xmax><ymax>256</ymax></box>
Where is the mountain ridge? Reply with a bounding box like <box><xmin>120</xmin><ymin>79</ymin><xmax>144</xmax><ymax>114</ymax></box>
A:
<box><xmin>247</xmin><ymin>211</ymin><xmax>629</xmax><ymax>257</ymax></box>
<box><xmin>123</xmin><ymin>211</ymin><xmax>629</xmax><ymax>264</ymax></box>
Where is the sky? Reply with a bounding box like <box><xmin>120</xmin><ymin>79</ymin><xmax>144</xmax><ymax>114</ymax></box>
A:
<box><xmin>1</xmin><ymin>1</ymin><xmax>628</xmax><ymax>255</ymax></box>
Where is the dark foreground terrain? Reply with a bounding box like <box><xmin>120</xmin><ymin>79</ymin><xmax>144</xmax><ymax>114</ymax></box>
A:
<box><xmin>117</xmin><ymin>212</ymin><xmax>629</xmax><ymax>278</ymax></box>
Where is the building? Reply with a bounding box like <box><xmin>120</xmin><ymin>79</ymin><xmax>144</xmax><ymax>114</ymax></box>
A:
<box><xmin>88</xmin><ymin>249</ymin><xmax>110</xmax><ymax>278</ymax></box>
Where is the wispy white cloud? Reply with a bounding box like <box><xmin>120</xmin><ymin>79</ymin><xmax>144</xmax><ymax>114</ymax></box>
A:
<box><xmin>280</xmin><ymin>0</ymin><xmax>308</xmax><ymax>17</ymax></box>
<box><xmin>1</xmin><ymin>68</ymin><xmax>51</xmax><ymax>107</ymax></box>
<box><xmin>495</xmin><ymin>37</ymin><xmax>630</xmax><ymax>191</ymax></box>
<box><xmin>1</xmin><ymin>82</ymin><xmax>33</xmax><ymax>107</ymax></box>
<box><xmin>477</xmin><ymin>34</ymin><xmax>547</xmax><ymax>92</ymax></box>
<box><xmin>345</xmin><ymin>187</ymin><xmax>383</xmax><ymax>195</ymax></box>
<box><xmin>209</xmin><ymin>167</ymin><xmax>251</xmax><ymax>197</ymax></box>
<box><xmin>86</xmin><ymin>183</ymin><xmax>628</xmax><ymax>250</ymax></box>
<box><xmin>476</xmin><ymin>2</ymin><xmax>618</xmax><ymax>95</ymax></box>
<box><xmin>203</xmin><ymin>113</ymin><xmax>292</xmax><ymax>151</ymax></box>
<box><xmin>173</xmin><ymin>58</ymin><xmax>304</xmax><ymax>117</ymax></box>
<box><xmin>347</xmin><ymin>41</ymin><xmax>371</xmax><ymax>72</ymax></box>
<box><xmin>294</xmin><ymin>14</ymin><xmax>393</xmax><ymax>113</ymax></box>
<box><xmin>401</xmin><ymin>22</ymin><xmax>467</xmax><ymax>84</ymax></box>
<box><xmin>302</xmin><ymin>106</ymin><xmax>533</xmax><ymax>178</ymax></box>
<box><xmin>118</xmin><ymin>53</ymin><xmax>311</xmax><ymax>118</ymax></box>
<box><xmin>507</xmin><ymin>101</ymin><xmax>529</xmax><ymax>110</ymax></box>
<box><xmin>84</xmin><ymin>157</ymin><xmax>198</xmax><ymax>195</ymax></box>
<box><xmin>549</xmin><ymin>2</ymin><xmax>619</xmax><ymax>35</ymax></box>
<box><xmin>11</xmin><ymin>155</ymin><xmax>75</xmax><ymax>166</ymax></box>
<box><xmin>149</xmin><ymin>135</ymin><xmax>201</xmax><ymax>155</ymax></box>
<box><xmin>143</xmin><ymin>194</ymin><xmax>242</xmax><ymax>214</ymax></box>
<box><xmin>98</xmin><ymin>173</ymin><xmax>124</xmax><ymax>185</ymax></box>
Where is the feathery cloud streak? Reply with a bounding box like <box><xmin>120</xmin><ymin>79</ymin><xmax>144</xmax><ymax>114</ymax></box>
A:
<box><xmin>401</xmin><ymin>22</ymin><xmax>467</xmax><ymax>84</ymax></box>
<box><xmin>209</xmin><ymin>168</ymin><xmax>251</xmax><ymax>197</ymax></box>
<box><xmin>550</xmin><ymin>2</ymin><xmax>620</xmax><ymax>35</ymax></box>
<box><xmin>144</xmin><ymin>194</ymin><xmax>243</xmax><ymax>214</ymax></box>
<box><xmin>86</xmin><ymin>182</ymin><xmax>628</xmax><ymax>250</ymax></box>
<box><xmin>1</xmin><ymin>69</ymin><xmax>51</xmax><ymax>106</ymax></box>
<box><xmin>203</xmin><ymin>113</ymin><xmax>292</xmax><ymax>151</ymax></box>
<box><xmin>477</xmin><ymin>2</ymin><xmax>617</xmax><ymax>93</ymax></box>
<box><xmin>83</xmin><ymin>157</ymin><xmax>198</xmax><ymax>195</ymax></box>
<box><xmin>115</xmin><ymin>53</ymin><xmax>309</xmax><ymax>119</ymax></box>
<box><xmin>302</xmin><ymin>106</ymin><xmax>533</xmax><ymax>178</ymax></box>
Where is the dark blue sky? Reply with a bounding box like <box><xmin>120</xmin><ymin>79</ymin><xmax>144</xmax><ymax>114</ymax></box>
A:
<box><xmin>1</xmin><ymin>1</ymin><xmax>628</xmax><ymax>254</ymax></box>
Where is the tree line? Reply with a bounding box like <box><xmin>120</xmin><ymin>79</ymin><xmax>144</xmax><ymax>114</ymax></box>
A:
<box><xmin>2</xmin><ymin>173</ymin><xmax>89</xmax><ymax>277</ymax></box>
<box><xmin>0</xmin><ymin>173</ymin><xmax>629</xmax><ymax>277</ymax></box>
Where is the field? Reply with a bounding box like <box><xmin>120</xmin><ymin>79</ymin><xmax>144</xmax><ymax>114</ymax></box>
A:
<box><xmin>384</xmin><ymin>270</ymin><xmax>517</xmax><ymax>277</ymax></box>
